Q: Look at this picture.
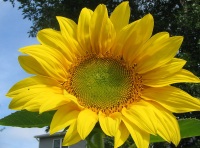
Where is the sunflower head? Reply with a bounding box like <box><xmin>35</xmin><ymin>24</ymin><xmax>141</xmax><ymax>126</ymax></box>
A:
<box><xmin>7</xmin><ymin>1</ymin><xmax>200</xmax><ymax>148</ymax></box>
<box><xmin>64</xmin><ymin>55</ymin><xmax>142</xmax><ymax>114</ymax></box>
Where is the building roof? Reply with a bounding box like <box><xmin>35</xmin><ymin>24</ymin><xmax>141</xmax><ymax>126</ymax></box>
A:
<box><xmin>34</xmin><ymin>132</ymin><xmax>65</xmax><ymax>139</ymax></box>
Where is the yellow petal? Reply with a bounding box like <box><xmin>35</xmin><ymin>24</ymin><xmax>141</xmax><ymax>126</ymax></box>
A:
<box><xmin>63</xmin><ymin>90</ymin><xmax>84</xmax><ymax>110</ymax></box>
<box><xmin>112</xmin><ymin>14</ymin><xmax>153</xmax><ymax>59</ymax></box>
<box><xmin>39</xmin><ymin>94</ymin><xmax>75</xmax><ymax>113</ymax></box>
<box><xmin>22</xmin><ymin>91</ymin><xmax>69</xmax><ymax>112</ymax></box>
<box><xmin>123</xmin><ymin>14</ymin><xmax>154</xmax><ymax>61</ymax></box>
<box><xmin>9</xmin><ymin>90</ymin><xmax>55</xmax><ymax>111</ymax></box>
<box><xmin>110</xmin><ymin>1</ymin><xmax>130</xmax><ymax>33</ymax></box>
<box><xmin>8</xmin><ymin>90</ymin><xmax>40</xmax><ymax>110</ymax></box>
<box><xmin>77</xmin><ymin>109</ymin><xmax>98</xmax><ymax>139</ymax></box>
<box><xmin>149</xmin><ymin>102</ymin><xmax>180</xmax><ymax>146</ymax></box>
<box><xmin>89</xmin><ymin>4</ymin><xmax>116</xmax><ymax>54</ymax></box>
<box><xmin>37</xmin><ymin>29</ymin><xmax>75</xmax><ymax>61</ymax></box>
<box><xmin>50</xmin><ymin>104</ymin><xmax>80</xmax><ymax>135</ymax></box>
<box><xmin>144</xmin><ymin>69</ymin><xmax>200</xmax><ymax>87</ymax></box>
<box><xmin>114</xmin><ymin>122</ymin><xmax>129</xmax><ymax>148</ymax></box>
<box><xmin>7</xmin><ymin>76</ymin><xmax>64</xmax><ymax>111</ymax></box>
<box><xmin>122</xmin><ymin>101</ymin><xmax>157</xmax><ymax>135</ymax></box>
<box><xmin>19</xmin><ymin>55</ymin><xmax>49</xmax><ymax>76</ymax></box>
<box><xmin>9</xmin><ymin>94</ymin><xmax>38</xmax><ymax>111</ymax></box>
<box><xmin>142</xmin><ymin>58</ymin><xmax>186</xmax><ymax>82</ymax></box>
<box><xmin>56</xmin><ymin>16</ymin><xmax>77</xmax><ymax>38</ymax></box>
<box><xmin>99</xmin><ymin>112</ymin><xmax>121</xmax><ymax>136</ymax></box>
<box><xmin>132</xmin><ymin>32</ymin><xmax>169</xmax><ymax>63</ymax></box>
<box><xmin>56</xmin><ymin>16</ymin><xmax>83</xmax><ymax>56</ymax></box>
<box><xmin>7</xmin><ymin>76</ymin><xmax>60</xmax><ymax>97</ymax></box>
<box><xmin>142</xmin><ymin>86</ymin><xmax>200</xmax><ymax>113</ymax></box>
<box><xmin>20</xmin><ymin>104</ymin><xmax>39</xmax><ymax>112</ymax></box>
<box><xmin>122</xmin><ymin>117</ymin><xmax>150</xmax><ymax>148</ymax></box>
<box><xmin>63</xmin><ymin>120</ymin><xmax>82</xmax><ymax>146</ymax></box>
<box><xmin>77</xmin><ymin>8</ymin><xmax>93</xmax><ymax>53</ymax></box>
<box><xmin>9</xmin><ymin>87</ymin><xmax>46</xmax><ymax>112</ymax></box>
<box><xmin>20</xmin><ymin>45</ymin><xmax>69</xmax><ymax>81</ymax></box>
<box><xmin>136</xmin><ymin>36</ymin><xmax>183</xmax><ymax>74</ymax></box>
<box><xmin>110</xmin><ymin>20</ymin><xmax>138</xmax><ymax>57</ymax></box>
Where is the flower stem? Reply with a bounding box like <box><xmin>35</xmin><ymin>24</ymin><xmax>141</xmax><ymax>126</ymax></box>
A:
<box><xmin>86</xmin><ymin>127</ymin><xmax>105</xmax><ymax>148</ymax></box>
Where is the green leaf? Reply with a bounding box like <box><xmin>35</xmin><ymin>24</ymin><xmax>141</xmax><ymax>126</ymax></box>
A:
<box><xmin>0</xmin><ymin>110</ymin><xmax>55</xmax><ymax>128</ymax></box>
<box><xmin>150</xmin><ymin>118</ymin><xmax>200</xmax><ymax>143</ymax></box>
<box><xmin>179</xmin><ymin>118</ymin><xmax>200</xmax><ymax>138</ymax></box>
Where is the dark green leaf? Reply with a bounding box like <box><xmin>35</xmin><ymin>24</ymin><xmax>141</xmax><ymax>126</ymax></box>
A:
<box><xmin>0</xmin><ymin>110</ymin><xmax>55</xmax><ymax>128</ymax></box>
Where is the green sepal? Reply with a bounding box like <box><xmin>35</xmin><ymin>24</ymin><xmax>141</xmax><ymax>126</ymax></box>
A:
<box><xmin>0</xmin><ymin>110</ymin><xmax>55</xmax><ymax>128</ymax></box>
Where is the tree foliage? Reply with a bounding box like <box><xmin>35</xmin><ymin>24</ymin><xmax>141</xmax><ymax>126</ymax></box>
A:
<box><xmin>3</xmin><ymin>0</ymin><xmax>200</xmax><ymax>147</ymax></box>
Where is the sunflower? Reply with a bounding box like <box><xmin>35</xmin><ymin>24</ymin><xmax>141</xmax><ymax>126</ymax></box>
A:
<box><xmin>7</xmin><ymin>2</ymin><xmax>200</xmax><ymax>148</ymax></box>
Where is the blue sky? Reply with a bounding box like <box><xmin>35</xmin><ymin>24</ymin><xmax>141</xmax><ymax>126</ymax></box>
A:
<box><xmin>0</xmin><ymin>1</ymin><xmax>45</xmax><ymax>148</ymax></box>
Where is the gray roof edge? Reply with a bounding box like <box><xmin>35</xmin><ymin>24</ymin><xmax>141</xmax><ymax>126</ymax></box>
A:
<box><xmin>34</xmin><ymin>132</ymin><xmax>66</xmax><ymax>138</ymax></box>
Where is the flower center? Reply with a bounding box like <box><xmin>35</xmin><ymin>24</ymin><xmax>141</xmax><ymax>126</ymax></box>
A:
<box><xmin>64</xmin><ymin>56</ymin><xmax>142</xmax><ymax>114</ymax></box>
